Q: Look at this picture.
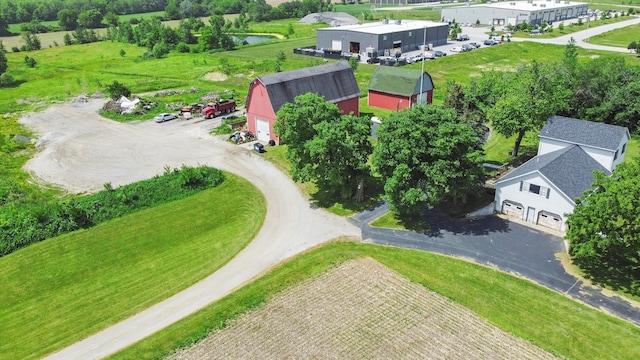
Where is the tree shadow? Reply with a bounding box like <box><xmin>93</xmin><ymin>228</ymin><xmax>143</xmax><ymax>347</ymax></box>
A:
<box><xmin>577</xmin><ymin>259</ymin><xmax>640</xmax><ymax>298</ymax></box>
<box><xmin>1</xmin><ymin>79</ymin><xmax>27</xmax><ymax>88</ymax></box>
<box><xmin>423</xmin><ymin>205</ymin><xmax>511</xmax><ymax>237</ymax></box>
<box><xmin>310</xmin><ymin>174</ymin><xmax>385</xmax><ymax>213</ymax></box>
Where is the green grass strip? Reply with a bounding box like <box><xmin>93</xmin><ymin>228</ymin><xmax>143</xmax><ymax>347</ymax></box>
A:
<box><xmin>0</xmin><ymin>173</ymin><xmax>265</xmax><ymax>360</ymax></box>
<box><xmin>110</xmin><ymin>242</ymin><xmax>640</xmax><ymax>360</ymax></box>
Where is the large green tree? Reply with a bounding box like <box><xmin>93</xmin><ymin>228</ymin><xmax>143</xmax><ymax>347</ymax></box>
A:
<box><xmin>77</xmin><ymin>9</ymin><xmax>103</xmax><ymax>29</ymax></box>
<box><xmin>567</xmin><ymin>160</ymin><xmax>640</xmax><ymax>294</ymax></box>
<box><xmin>275</xmin><ymin>93</ymin><xmax>372</xmax><ymax>198</ymax></box>
<box><xmin>57</xmin><ymin>9</ymin><xmax>77</xmax><ymax>31</ymax></box>
<box><xmin>372</xmin><ymin>105</ymin><xmax>484</xmax><ymax>216</ymax></box>
<box><xmin>487</xmin><ymin>61</ymin><xmax>571</xmax><ymax>157</ymax></box>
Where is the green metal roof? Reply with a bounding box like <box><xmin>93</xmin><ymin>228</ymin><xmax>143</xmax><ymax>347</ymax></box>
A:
<box><xmin>368</xmin><ymin>66</ymin><xmax>434</xmax><ymax>97</ymax></box>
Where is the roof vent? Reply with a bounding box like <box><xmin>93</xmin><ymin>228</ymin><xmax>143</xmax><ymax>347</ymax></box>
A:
<box><xmin>511</xmin><ymin>2</ymin><xmax>516</xmax><ymax>5</ymax></box>
<box><xmin>382</xmin><ymin>19</ymin><xmax>388</xmax><ymax>24</ymax></box>
<box><xmin>564</xmin><ymin>0</ymin><xmax>570</xmax><ymax>3</ymax></box>
<box><xmin>395</xmin><ymin>20</ymin><xmax>401</xmax><ymax>25</ymax></box>
<box><xmin>527</xmin><ymin>0</ymin><xmax>533</xmax><ymax>3</ymax></box>
<box><xmin>540</xmin><ymin>4</ymin><xmax>546</xmax><ymax>7</ymax></box>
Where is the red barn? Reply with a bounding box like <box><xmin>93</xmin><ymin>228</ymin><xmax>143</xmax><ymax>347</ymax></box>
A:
<box><xmin>367</xmin><ymin>66</ymin><xmax>434</xmax><ymax>111</ymax></box>
<box><xmin>245</xmin><ymin>62</ymin><xmax>360</xmax><ymax>143</ymax></box>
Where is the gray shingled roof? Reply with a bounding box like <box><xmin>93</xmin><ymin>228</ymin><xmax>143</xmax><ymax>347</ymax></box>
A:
<box><xmin>539</xmin><ymin>115</ymin><xmax>630</xmax><ymax>151</ymax></box>
<box><xmin>497</xmin><ymin>145</ymin><xmax>610</xmax><ymax>202</ymax></box>
<box><xmin>257</xmin><ymin>62</ymin><xmax>360</xmax><ymax>113</ymax></box>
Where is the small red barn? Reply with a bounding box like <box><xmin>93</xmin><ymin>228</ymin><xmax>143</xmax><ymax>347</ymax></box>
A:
<box><xmin>245</xmin><ymin>61</ymin><xmax>361</xmax><ymax>143</ymax></box>
<box><xmin>367</xmin><ymin>66</ymin><xmax>434</xmax><ymax>111</ymax></box>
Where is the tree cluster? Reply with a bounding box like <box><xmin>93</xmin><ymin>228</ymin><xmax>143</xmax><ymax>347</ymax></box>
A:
<box><xmin>447</xmin><ymin>39</ymin><xmax>640</xmax><ymax>158</ymax></box>
<box><xmin>275</xmin><ymin>93</ymin><xmax>485</xmax><ymax>216</ymax></box>
<box><xmin>372</xmin><ymin>105</ymin><xmax>485</xmax><ymax>216</ymax></box>
<box><xmin>0</xmin><ymin>0</ymin><xmax>168</xmax><ymax>25</ymax></box>
<box><xmin>275</xmin><ymin>93</ymin><xmax>372</xmax><ymax>200</ymax></box>
<box><xmin>566</xmin><ymin>160</ymin><xmax>640</xmax><ymax>295</ymax></box>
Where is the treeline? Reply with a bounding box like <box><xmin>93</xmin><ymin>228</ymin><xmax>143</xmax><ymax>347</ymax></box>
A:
<box><xmin>0</xmin><ymin>165</ymin><xmax>225</xmax><ymax>257</ymax></box>
<box><xmin>0</xmin><ymin>0</ymin><xmax>169</xmax><ymax>24</ymax></box>
<box><xmin>447</xmin><ymin>40</ymin><xmax>640</xmax><ymax>158</ymax></box>
<box><xmin>0</xmin><ymin>0</ymin><xmax>332</xmax><ymax>35</ymax></box>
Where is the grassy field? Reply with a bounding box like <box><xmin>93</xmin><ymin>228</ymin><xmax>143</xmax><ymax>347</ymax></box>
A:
<box><xmin>586</xmin><ymin>23</ymin><xmax>640</xmax><ymax>47</ymax></box>
<box><xmin>0</xmin><ymin>174</ymin><xmax>265</xmax><ymax>360</ymax></box>
<box><xmin>109</xmin><ymin>241</ymin><xmax>640</xmax><ymax>360</ymax></box>
<box><xmin>508</xmin><ymin>14</ymin><xmax>637</xmax><ymax>39</ymax></box>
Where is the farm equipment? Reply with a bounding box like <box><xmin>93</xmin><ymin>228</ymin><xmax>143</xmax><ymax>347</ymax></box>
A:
<box><xmin>179</xmin><ymin>104</ymin><xmax>202</xmax><ymax>117</ymax></box>
<box><xmin>203</xmin><ymin>99</ymin><xmax>237</xmax><ymax>119</ymax></box>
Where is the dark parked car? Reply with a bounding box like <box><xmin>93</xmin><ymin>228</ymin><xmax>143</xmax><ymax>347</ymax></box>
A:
<box><xmin>433</xmin><ymin>50</ymin><xmax>446</xmax><ymax>57</ymax></box>
<box><xmin>484</xmin><ymin>39</ymin><xmax>497</xmax><ymax>46</ymax></box>
<box><xmin>469</xmin><ymin>42</ymin><xmax>481</xmax><ymax>48</ymax></box>
<box><xmin>462</xmin><ymin>44</ymin><xmax>474</xmax><ymax>52</ymax></box>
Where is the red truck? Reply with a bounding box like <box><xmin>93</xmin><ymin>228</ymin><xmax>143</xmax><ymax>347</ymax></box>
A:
<box><xmin>202</xmin><ymin>99</ymin><xmax>237</xmax><ymax>119</ymax></box>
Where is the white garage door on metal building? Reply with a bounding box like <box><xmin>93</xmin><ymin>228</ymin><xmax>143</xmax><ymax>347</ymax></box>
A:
<box><xmin>256</xmin><ymin>118</ymin><xmax>270</xmax><ymax>142</ymax></box>
<box><xmin>331</xmin><ymin>40</ymin><xmax>342</xmax><ymax>51</ymax></box>
<box><xmin>537</xmin><ymin>211</ymin><xmax>562</xmax><ymax>231</ymax></box>
<box><xmin>502</xmin><ymin>200</ymin><xmax>524</xmax><ymax>219</ymax></box>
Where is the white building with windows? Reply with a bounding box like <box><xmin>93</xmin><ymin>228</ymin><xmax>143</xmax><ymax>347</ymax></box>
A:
<box><xmin>494</xmin><ymin>116</ymin><xmax>630</xmax><ymax>232</ymax></box>
<box><xmin>441</xmin><ymin>0</ymin><xmax>588</xmax><ymax>26</ymax></box>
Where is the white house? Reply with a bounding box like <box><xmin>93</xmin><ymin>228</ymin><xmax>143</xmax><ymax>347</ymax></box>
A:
<box><xmin>494</xmin><ymin>115</ymin><xmax>630</xmax><ymax>232</ymax></box>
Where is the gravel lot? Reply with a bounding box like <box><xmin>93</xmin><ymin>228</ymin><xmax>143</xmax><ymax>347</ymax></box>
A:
<box><xmin>26</xmin><ymin>98</ymin><xmax>361</xmax><ymax>360</ymax></box>
<box><xmin>168</xmin><ymin>258</ymin><xmax>557</xmax><ymax>360</ymax></box>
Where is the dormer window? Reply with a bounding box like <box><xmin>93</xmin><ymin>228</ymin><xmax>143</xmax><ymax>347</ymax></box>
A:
<box><xmin>622</xmin><ymin>143</ymin><xmax>627</xmax><ymax>154</ymax></box>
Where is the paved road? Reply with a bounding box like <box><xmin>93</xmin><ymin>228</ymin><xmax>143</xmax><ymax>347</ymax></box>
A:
<box><xmin>350</xmin><ymin>202</ymin><xmax>640</xmax><ymax>327</ymax></box>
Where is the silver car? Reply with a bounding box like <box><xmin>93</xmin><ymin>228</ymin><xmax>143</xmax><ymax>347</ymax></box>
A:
<box><xmin>154</xmin><ymin>113</ymin><xmax>178</xmax><ymax>123</ymax></box>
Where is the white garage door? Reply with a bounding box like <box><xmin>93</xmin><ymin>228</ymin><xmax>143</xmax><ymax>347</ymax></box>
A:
<box><xmin>502</xmin><ymin>201</ymin><xmax>524</xmax><ymax>219</ymax></box>
<box><xmin>256</xmin><ymin>118</ymin><xmax>270</xmax><ymax>142</ymax></box>
<box><xmin>331</xmin><ymin>40</ymin><xmax>342</xmax><ymax>51</ymax></box>
<box><xmin>537</xmin><ymin>211</ymin><xmax>562</xmax><ymax>231</ymax></box>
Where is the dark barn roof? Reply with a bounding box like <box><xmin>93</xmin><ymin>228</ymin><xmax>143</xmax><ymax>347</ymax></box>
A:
<box><xmin>256</xmin><ymin>62</ymin><xmax>360</xmax><ymax>114</ymax></box>
<box><xmin>497</xmin><ymin>145</ymin><xmax>610</xmax><ymax>202</ymax></box>
<box><xmin>368</xmin><ymin>66</ymin><xmax>434</xmax><ymax>97</ymax></box>
<box><xmin>539</xmin><ymin>115</ymin><xmax>630</xmax><ymax>151</ymax></box>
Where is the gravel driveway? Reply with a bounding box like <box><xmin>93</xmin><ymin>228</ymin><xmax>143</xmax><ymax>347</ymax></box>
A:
<box><xmin>21</xmin><ymin>99</ymin><xmax>360</xmax><ymax>360</ymax></box>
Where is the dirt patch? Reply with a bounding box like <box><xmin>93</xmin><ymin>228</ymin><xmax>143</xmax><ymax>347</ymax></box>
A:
<box><xmin>168</xmin><ymin>258</ymin><xmax>556</xmax><ymax>360</ymax></box>
<box><xmin>203</xmin><ymin>72</ymin><xmax>228</xmax><ymax>82</ymax></box>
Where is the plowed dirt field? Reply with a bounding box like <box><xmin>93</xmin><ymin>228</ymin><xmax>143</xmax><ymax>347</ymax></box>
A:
<box><xmin>168</xmin><ymin>258</ymin><xmax>556</xmax><ymax>359</ymax></box>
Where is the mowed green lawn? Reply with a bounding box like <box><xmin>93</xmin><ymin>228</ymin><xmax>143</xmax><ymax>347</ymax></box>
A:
<box><xmin>586</xmin><ymin>23</ymin><xmax>640</xmax><ymax>48</ymax></box>
<box><xmin>110</xmin><ymin>242</ymin><xmax>640</xmax><ymax>360</ymax></box>
<box><xmin>0</xmin><ymin>174</ymin><xmax>265</xmax><ymax>360</ymax></box>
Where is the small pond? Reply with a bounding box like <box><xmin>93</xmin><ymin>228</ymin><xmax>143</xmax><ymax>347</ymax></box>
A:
<box><xmin>232</xmin><ymin>35</ymin><xmax>276</xmax><ymax>45</ymax></box>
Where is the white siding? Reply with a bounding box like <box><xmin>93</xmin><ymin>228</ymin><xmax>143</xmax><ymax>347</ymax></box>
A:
<box><xmin>538</xmin><ymin>138</ymin><xmax>570</xmax><ymax>156</ymax></box>
<box><xmin>494</xmin><ymin>172</ymin><xmax>575</xmax><ymax>232</ymax></box>
<box><xmin>581</xmin><ymin>146</ymin><xmax>616</xmax><ymax>172</ymax></box>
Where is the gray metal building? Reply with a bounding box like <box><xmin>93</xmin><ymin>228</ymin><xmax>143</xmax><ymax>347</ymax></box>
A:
<box><xmin>441</xmin><ymin>1</ymin><xmax>588</xmax><ymax>26</ymax></box>
<box><xmin>315</xmin><ymin>19</ymin><xmax>449</xmax><ymax>58</ymax></box>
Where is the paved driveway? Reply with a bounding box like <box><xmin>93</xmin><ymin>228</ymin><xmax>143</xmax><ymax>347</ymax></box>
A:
<box><xmin>350</xmin><ymin>202</ymin><xmax>640</xmax><ymax>327</ymax></box>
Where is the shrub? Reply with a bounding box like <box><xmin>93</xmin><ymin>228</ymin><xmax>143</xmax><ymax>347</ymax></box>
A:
<box><xmin>11</xmin><ymin>46</ymin><xmax>19</xmax><ymax>52</ymax></box>
<box><xmin>24</xmin><ymin>55</ymin><xmax>37</xmax><ymax>68</ymax></box>
<box><xmin>176</xmin><ymin>42</ymin><xmax>190</xmax><ymax>53</ymax></box>
<box><xmin>0</xmin><ymin>72</ymin><xmax>14</xmax><ymax>86</ymax></box>
<box><xmin>105</xmin><ymin>80</ymin><xmax>131</xmax><ymax>100</ymax></box>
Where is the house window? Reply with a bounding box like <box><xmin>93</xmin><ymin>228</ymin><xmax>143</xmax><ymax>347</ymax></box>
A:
<box><xmin>614</xmin><ymin>150</ymin><xmax>619</xmax><ymax>160</ymax></box>
<box><xmin>529</xmin><ymin>184</ymin><xmax>541</xmax><ymax>195</ymax></box>
<box><xmin>622</xmin><ymin>143</ymin><xmax>627</xmax><ymax>154</ymax></box>
<box><xmin>521</xmin><ymin>181</ymin><xmax>550</xmax><ymax>198</ymax></box>
<box><xmin>409</xmin><ymin>32</ymin><xmax>412</xmax><ymax>37</ymax></box>
<box><xmin>383</xmin><ymin>35</ymin><xmax>387</xmax><ymax>40</ymax></box>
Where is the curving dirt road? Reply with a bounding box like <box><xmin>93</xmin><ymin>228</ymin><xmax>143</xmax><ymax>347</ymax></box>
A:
<box><xmin>20</xmin><ymin>99</ymin><xmax>360</xmax><ymax>360</ymax></box>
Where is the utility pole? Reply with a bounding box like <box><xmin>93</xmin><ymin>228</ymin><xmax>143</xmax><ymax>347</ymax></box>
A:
<box><xmin>420</xmin><ymin>26</ymin><xmax>426</xmax><ymax>104</ymax></box>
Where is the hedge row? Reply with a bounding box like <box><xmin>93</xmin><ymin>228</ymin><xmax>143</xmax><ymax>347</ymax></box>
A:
<box><xmin>0</xmin><ymin>165</ymin><xmax>225</xmax><ymax>257</ymax></box>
